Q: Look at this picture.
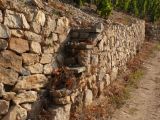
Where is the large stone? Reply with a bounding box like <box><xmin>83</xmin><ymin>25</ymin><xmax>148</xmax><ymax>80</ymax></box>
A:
<box><xmin>24</xmin><ymin>31</ymin><xmax>42</xmax><ymax>42</ymax></box>
<box><xmin>55</xmin><ymin>17</ymin><xmax>69</xmax><ymax>34</ymax></box>
<box><xmin>31</xmin><ymin>10</ymin><xmax>45</xmax><ymax>33</ymax></box>
<box><xmin>43</xmin><ymin>46</ymin><xmax>54</xmax><ymax>54</ymax></box>
<box><xmin>48</xmin><ymin>104</ymin><xmax>71</xmax><ymax>120</ymax></box>
<box><xmin>9</xmin><ymin>38</ymin><xmax>29</xmax><ymax>53</ymax></box>
<box><xmin>14</xmin><ymin>74</ymin><xmax>48</xmax><ymax>91</ymax></box>
<box><xmin>26</xmin><ymin>63</ymin><xmax>43</xmax><ymax>74</ymax></box>
<box><xmin>0</xmin><ymin>83</ymin><xmax>4</xmax><ymax>97</ymax></box>
<box><xmin>2</xmin><ymin>105</ymin><xmax>27</xmax><ymax>120</ymax></box>
<box><xmin>22</xmin><ymin>53</ymin><xmax>39</xmax><ymax>65</ymax></box>
<box><xmin>40</xmin><ymin>54</ymin><xmax>52</xmax><ymax>64</ymax></box>
<box><xmin>84</xmin><ymin>89</ymin><xmax>93</xmax><ymax>106</ymax></box>
<box><xmin>43</xmin><ymin>16</ymin><xmax>56</xmax><ymax>37</ymax></box>
<box><xmin>0</xmin><ymin>50</ymin><xmax>22</xmax><ymax>72</ymax></box>
<box><xmin>0</xmin><ymin>39</ymin><xmax>8</xmax><ymax>50</ymax></box>
<box><xmin>4</xmin><ymin>10</ymin><xmax>30</xmax><ymax>29</ymax></box>
<box><xmin>0</xmin><ymin>66</ymin><xmax>18</xmax><ymax>85</ymax></box>
<box><xmin>13</xmin><ymin>91</ymin><xmax>38</xmax><ymax>105</ymax></box>
<box><xmin>0</xmin><ymin>24</ymin><xmax>10</xmax><ymax>38</ymax></box>
<box><xmin>0</xmin><ymin>100</ymin><xmax>9</xmax><ymax>115</ymax></box>
<box><xmin>3</xmin><ymin>92</ymin><xmax>16</xmax><ymax>101</ymax></box>
<box><xmin>0</xmin><ymin>10</ymin><xmax>3</xmax><ymax>22</ymax></box>
<box><xmin>30</xmin><ymin>41</ymin><xmax>41</xmax><ymax>54</ymax></box>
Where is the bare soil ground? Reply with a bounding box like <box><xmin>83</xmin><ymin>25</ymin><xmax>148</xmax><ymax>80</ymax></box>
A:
<box><xmin>109</xmin><ymin>50</ymin><xmax>160</xmax><ymax>120</ymax></box>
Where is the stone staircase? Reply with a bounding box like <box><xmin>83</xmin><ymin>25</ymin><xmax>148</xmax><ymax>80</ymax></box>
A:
<box><xmin>43</xmin><ymin>23</ymin><xmax>104</xmax><ymax>120</ymax></box>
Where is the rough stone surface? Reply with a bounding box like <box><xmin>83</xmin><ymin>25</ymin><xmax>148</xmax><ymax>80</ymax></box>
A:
<box><xmin>43</xmin><ymin>63</ymin><xmax>53</xmax><ymax>74</ymax></box>
<box><xmin>13</xmin><ymin>91</ymin><xmax>38</xmax><ymax>105</ymax></box>
<box><xmin>14</xmin><ymin>74</ymin><xmax>48</xmax><ymax>91</ymax></box>
<box><xmin>0</xmin><ymin>50</ymin><xmax>22</xmax><ymax>72</ymax></box>
<box><xmin>22</xmin><ymin>53</ymin><xmax>39</xmax><ymax>65</ymax></box>
<box><xmin>24</xmin><ymin>31</ymin><xmax>42</xmax><ymax>42</ymax></box>
<box><xmin>31</xmin><ymin>42</ymin><xmax>41</xmax><ymax>54</ymax></box>
<box><xmin>26</xmin><ymin>63</ymin><xmax>43</xmax><ymax>74</ymax></box>
<box><xmin>3</xmin><ymin>92</ymin><xmax>16</xmax><ymax>101</ymax></box>
<box><xmin>0</xmin><ymin>10</ymin><xmax>2</xmax><ymax>22</ymax></box>
<box><xmin>0</xmin><ymin>100</ymin><xmax>9</xmax><ymax>115</ymax></box>
<box><xmin>9</xmin><ymin>38</ymin><xmax>29</xmax><ymax>53</ymax></box>
<box><xmin>0</xmin><ymin>39</ymin><xmax>8</xmax><ymax>50</ymax></box>
<box><xmin>31</xmin><ymin>10</ymin><xmax>45</xmax><ymax>33</ymax></box>
<box><xmin>0</xmin><ymin>83</ymin><xmax>4</xmax><ymax>97</ymax></box>
<box><xmin>0</xmin><ymin>66</ymin><xmax>18</xmax><ymax>85</ymax></box>
<box><xmin>84</xmin><ymin>89</ymin><xmax>93</xmax><ymax>106</ymax></box>
<box><xmin>21</xmin><ymin>103</ymin><xmax>32</xmax><ymax>111</ymax></box>
<box><xmin>48</xmin><ymin>104</ymin><xmax>71</xmax><ymax>120</ymax></box>
<box><xmin>2</xmin><ymin>105</ymin><xmax>27</xmax><ymax>120</ymax></box>
<box><xmin>0</xmin><ymin>24</ymin><xmax>10</xmax><ymax>38</ymax></box>
<box><xmin>40</xmin><ymin>54</ymin><xmax>52</xmax><ymax>64</ymax></box>
<box><xmin>4</xmin><ymin>10</ymin><xmax>30</xmax><ymax>29</ymax></box>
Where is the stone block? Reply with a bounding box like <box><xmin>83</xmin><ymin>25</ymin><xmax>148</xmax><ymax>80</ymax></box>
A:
<box><xmin>9</xmin><ymin>38</ymin><xmax>29</xmax><ymax>54</ymax></box>
<box><xmin>22</xmin><ymin>53</ymin><xmax>39</xmax><ymax>66</ymax></box>
<box><xmin>0</xmin><ymin>50</ymin><xmax>22</xmax><ymax>72</ymax></box>
<box><xmin>4</xmin><ymin>10</ymin><xmax>30</xmax><ymax>29</ymax></box>
<box><xmin>14</xmin><ymin>74</ymin><xmax>48</xmax><ymax>91</ymax></box>
<box><xmin>13</xmin><ymin>91</ymin><xmax>38</xmax><ymax>105</ymax></box>
<box><xmin>0</xmin><ymin>66</ymin><xmax>18</xmax><ymax>85</ymax></box>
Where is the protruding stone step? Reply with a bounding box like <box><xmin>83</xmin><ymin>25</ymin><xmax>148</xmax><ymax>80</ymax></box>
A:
<box><xmin>50</xmin><ymin>88</ymin><xmax>71</xmax><ymax>98</ymax></box>
<box><xmin>68</xmin><ymin>66</ymin><xmax>86</xmax><ymax>74</ymax></box>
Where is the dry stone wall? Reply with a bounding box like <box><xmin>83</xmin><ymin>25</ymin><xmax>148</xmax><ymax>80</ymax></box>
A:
<box><xmin>146</xmin><ymin>23</ymin><xmax>160</xmax><ymax>41</ymax></box>
<box><xmin>0</xmin><ymin>0</ymin><xmax>145</xmax><ymax>120</ymax></box>
<box><xmin>0</xmin><ymin>0</ymin><xmax>70</xmax><ymax>120</ymax></box>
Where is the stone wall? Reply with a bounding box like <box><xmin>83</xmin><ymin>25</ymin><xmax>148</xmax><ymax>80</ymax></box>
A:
<box><xmin>146</xmin><ymin>23</ymin><xmax>160</xmax><ymax>41</ymax></box>
<box><xmin>0</xmin><ymin>0</ymin><xmax>70</xmax><ymax>120</ymax></box>
<box><xmin>0</xmin><ymin>0</ymin><xmax>145</xmax><ymax>120</ymax></box>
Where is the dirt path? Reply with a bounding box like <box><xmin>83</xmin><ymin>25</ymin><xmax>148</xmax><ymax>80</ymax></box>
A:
<box><xmin>109</xmin><ymin>51</ymin><xmax>160</xmax><ymax>120</ymax></box>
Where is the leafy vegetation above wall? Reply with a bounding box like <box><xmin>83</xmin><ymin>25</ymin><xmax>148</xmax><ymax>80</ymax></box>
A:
<box><xmin>72</xmin><ymin>0</ymin><xmax>160</xmax><ymax>22</ymax></box>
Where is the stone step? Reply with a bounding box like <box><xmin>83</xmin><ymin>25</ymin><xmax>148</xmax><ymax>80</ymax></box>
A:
<box><xmin>65</xmin><ymin>42</ymin><xmax>94</xmax><ymax>50</ymax></box>
<box><xmin>67</xmin><ymin>66</ymin><xmax>86</xmax><ymax>74</ymax></box>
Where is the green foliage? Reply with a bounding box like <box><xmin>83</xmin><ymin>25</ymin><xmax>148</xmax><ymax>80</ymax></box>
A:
<box><xmin>96</xmin><ymin>0</ymin><xmax>113</xmax><ymax>17</ymax></box>
<box><xmin>72</xmin><ymin>0</ymin><xmax>160</xmax><ymax>22</ymax></box>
